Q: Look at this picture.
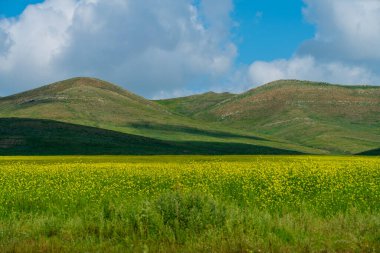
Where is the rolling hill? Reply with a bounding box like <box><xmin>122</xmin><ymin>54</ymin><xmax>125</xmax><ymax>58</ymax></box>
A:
<box><xmin>1</xmin><ymin>78</ymin><xmax>379</xmax><ymax>155</ymax></box>
<box><xmin>0</xmin><ymin>78</ymin><xmax>313</xmax><ymax>155</ymax></box>
<box><xmin>0</xmin><ymin>77</ymin><xmax>175</xmax><ymax>127</ymax></box>
<box><xmin>158</xmin><ymin>80</ymin><xmax>380</xmax><ymax>154</ymax></box>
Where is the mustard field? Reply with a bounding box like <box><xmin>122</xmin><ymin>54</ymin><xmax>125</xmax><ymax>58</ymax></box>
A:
<box><xmin>0</xmin><ymin>156</ymin><xmax>379</xmax><ymax>252</ymax></box>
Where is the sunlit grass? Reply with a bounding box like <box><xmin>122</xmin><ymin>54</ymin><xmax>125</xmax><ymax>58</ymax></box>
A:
<box><xmin>0</xmin><ymin>156</ymin><xmax>379</xmax><ymax>252</ymax></box>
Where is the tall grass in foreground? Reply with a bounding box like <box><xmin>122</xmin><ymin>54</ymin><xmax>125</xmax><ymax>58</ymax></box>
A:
<box><xmin>0</xmin><ymin>156</ymin><xmax>379</xmax><ymax>252</ymax></box>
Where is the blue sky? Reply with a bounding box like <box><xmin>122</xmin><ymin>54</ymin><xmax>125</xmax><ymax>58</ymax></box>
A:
<box><xmin>0</xmin><ymin>0</ymin><xmax>379</xmax><ymax>98</ymax></box>
<box><xmin>0</xmin><ymin>0</ymin><xmax>43</xmax><ymax>17</ymax></box>
<box><xmin>233</xmin><ymin>0</ymin><xmax>314</xmax><ymax>63</ymax></box>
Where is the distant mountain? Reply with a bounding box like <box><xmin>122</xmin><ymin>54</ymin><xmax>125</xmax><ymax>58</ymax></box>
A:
<box><xmin>0</xmin><ymin>78</ymin><xmax>310</xmax><ymax>155</ymax></box>
<box><xmin>160</xmin><ymin>80</ymin><xmax>380</xmax><ymax>154</ymax></box>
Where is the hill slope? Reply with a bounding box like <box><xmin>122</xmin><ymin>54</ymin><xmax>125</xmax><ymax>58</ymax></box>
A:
<box><xmin>0</xmin><ymin>77</ymin><xmax>174</xmax><ymax>127</ymax></box>
<box><xmin>0</xmin><ymin>78</ymin><xmax>312</xmax><ymax>154</ymax></box>
<box><xmin>0</xmin><ymin>77</ymin><xmax>236</xmax><ymax>140</ymax></box>
<box><xmin>160</xmin><ymin>80</ymin><xmax>380</xmax><ymax>154</ymax></box>
<box><xmin>156</xmin><ymin>92</ymin><xmax>235</xmax><ymax>117</ymax></box>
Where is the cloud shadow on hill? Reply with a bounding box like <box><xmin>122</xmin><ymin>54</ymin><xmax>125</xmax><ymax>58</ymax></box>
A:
<box><xmin>0</xmin><ymin>118</ymin><xmax>301</xmax><ymax>155</ymax></box>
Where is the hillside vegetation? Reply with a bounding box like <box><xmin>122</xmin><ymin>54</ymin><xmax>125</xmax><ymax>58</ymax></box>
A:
<box><xmin>159</xmin><ymin>80</ymin><xmax>380</xmax><ymax>154</ymax></box>
<box><xmin>0</xmin><ymin>78</ymin><xmax>318</xmax><ymax>155</ymax></box>
<box><xmin>0</xmin><ymin>77</ymin><xmax>175</xmax><ymax>127</ymax></box>
<box><xmin>156</xmin><ymin>91</ymin><xmax>235</xmax><ymax>117</ymax></box>
<box><xmin>1</xmin><ymin>78</ymin><xmax>380</xmax><ymax>155</ymax></box>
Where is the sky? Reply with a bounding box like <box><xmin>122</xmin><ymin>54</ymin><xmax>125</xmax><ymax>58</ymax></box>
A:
<box><xmin>0</xmin><ymin>0</ymin><xmax>379</xmax><ymax>98</ymax></box>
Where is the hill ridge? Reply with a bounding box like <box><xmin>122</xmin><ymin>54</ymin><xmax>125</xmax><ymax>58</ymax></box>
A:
<box><xmin>249</xmin><ymin>79</ymin><xmax>379</xmax><ymax>91</ymax></box>
<box><xmin>0</xmin><ymin>77</ymin><xmax>175</xmax><ymax>127</ymax></box>
<box><xmin>1</xmin><ymin>77</ymin><xmax>151</xmax><ymax>105</ymax></box>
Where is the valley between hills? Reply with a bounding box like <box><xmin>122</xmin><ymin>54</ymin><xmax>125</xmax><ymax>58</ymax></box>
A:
<box><xmin>1</xmin><ymin>77</ymin><xmax>379</xmax><ymax>155</ymax></box>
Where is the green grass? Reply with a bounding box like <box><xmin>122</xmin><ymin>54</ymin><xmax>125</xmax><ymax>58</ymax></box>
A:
<box><xmin>0</xmin><ymin>156</ymin><xmax>379</xmax><ymax>252</ymax></box>
<box><xmin>155</xmin><ymin>91</ymin><xmax>235</xmax><ymax>117</ymax></box>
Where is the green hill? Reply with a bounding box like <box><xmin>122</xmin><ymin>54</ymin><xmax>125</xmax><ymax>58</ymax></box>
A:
<box><xmin>2</xmin><ymin>78</ymin><xmax>379</xmax><ymax>155</ymax></box>
<box><xmin>0</xmin><ymin>77</ymin><xmax>236</xmax><ymax>139</ymax></box>
<box><xmin>0</xmin><ymin>77</ymin><xmax>175</xmax><ymax>127</ymax></box>
<box><xmin>0</xmin><ymin>78</ymin><xmax>312</xmax><ymax>155</ymax></box>
<box><xmin>0</xmin><ymin>118</ymin><xmax>300</xmax><ymax>155</ymax></box>
<box><xmin>159</xmin><ymin>80</ymin><xmax>380</xmax><ymax>154</ymax></box>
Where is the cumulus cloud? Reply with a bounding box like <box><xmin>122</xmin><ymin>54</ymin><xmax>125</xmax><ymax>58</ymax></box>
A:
<box><xmin>0</xmin><ymin>0</ymin><xmax>235</xmax><ymax>97</ymax></box>
<box><xmin>249</xmin><ymin>56</ymin><xmax>378</xmax><ymax>86</ymax></box>
<box><xmin>301</xmin><ymin>0</ymin><xmax>380</xmax><ymax>62</ymax></box>
<box><xmin>248</xmin><ymin>0</ymin><xmax>380</xmax><ymax>87</ymax></box>
<box><xmin>0</xmin><ymin>0</ymin><xmax>76</xmax><ymax>90</ymax></box>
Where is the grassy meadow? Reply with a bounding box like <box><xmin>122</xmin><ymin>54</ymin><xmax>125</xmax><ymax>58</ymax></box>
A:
<box><xmin>0</xmin><ymin>156</ymin><xmax>379</xmax><ymax>252</ymax></box>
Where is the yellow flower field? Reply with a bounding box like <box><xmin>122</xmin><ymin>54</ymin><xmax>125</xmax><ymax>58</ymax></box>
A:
<box><xmin>0</xmin><ymin>156</ymin><xmax>379</xmax><ymax>252</ymax></box>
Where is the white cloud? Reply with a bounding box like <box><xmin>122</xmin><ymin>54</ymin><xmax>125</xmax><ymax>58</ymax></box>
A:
<box><xmin>301</xmin><ymin>0</ymin><xmax>380</xmax><ymax>61</ymax></box>
<box><xmin>0</xmin><ymin>0</ymin><xmax>235</xmax><ymax>97</ymax></box>
<box><xmin>249</xmin><ymin>56</ymin><xmax>378</xmax><ymax>86</ymax></box>
<box><xmin>199</xmin><ymin>0</ymin><xmax>233</xmax><ymax>39</ymax></box>
<box><xmin>0</xmin><ymin>0</ymin><xmax>76</xmax><ymax>86</ymax></box>
<box><xmin>248</xmin><ymin>0</ymin><xmax>380</xmax><ymax>87</ymax></box>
